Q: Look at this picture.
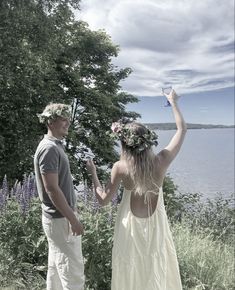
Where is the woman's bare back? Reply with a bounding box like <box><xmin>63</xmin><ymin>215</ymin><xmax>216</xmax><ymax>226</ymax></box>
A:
<box><xmin>120</xmin><ymin>156</ymin><xmax>165</xmax><ymax>218</ymax></box>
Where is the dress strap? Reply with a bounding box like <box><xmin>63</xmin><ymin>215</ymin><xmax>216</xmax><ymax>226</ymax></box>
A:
<box><xmin>152</xmin><ymin>182</ymin><xmax>161</xmax><ymax>189</ymax></box>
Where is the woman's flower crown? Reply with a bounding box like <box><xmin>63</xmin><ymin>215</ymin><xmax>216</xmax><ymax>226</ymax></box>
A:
<box><xmin>37</xmin><ymin>104</ymin><xmax>71</xmax><ymax>124</ymax></box>
<box><xmin>111</xmin><ymin>118</ymin><xmax>158</xmax><ymax>153</ymax></box>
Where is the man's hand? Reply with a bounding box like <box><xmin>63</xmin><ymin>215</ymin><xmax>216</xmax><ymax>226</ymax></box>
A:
<box><xmin>71</xmin><ymin>219</ymin><xmax>84</xmax><ymax>236</ymax></box>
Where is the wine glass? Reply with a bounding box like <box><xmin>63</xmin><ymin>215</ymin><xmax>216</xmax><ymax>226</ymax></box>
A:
<box><xmin>162</xmin><ymin>87</ymin><xmax>173</xmax><ymax>107</ymax></box>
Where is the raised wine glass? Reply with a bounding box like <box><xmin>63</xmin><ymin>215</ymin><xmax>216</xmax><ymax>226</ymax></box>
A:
<box><xmin>162</xmin><ymin>87</ymin><xmax>172</xmax><ymax>107</ymax></box>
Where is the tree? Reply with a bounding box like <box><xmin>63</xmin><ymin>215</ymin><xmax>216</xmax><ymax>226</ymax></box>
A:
<box><xmin>0</xmin><ymin>0</ymin><xmax>139</xmax><ymax>184</ymax></box>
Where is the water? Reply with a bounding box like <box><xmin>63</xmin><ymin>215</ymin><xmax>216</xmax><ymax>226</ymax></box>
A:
<box><xmin>155</xmin><ymin>128</ymin><xmax>234</xmax><ymax>199</ymax></box>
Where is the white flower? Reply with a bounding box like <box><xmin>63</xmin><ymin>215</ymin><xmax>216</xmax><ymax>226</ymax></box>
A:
<box><xmin>41</xmin><ymin>112</ymin><xmax>51</xmax><ymax>117</ymax></box>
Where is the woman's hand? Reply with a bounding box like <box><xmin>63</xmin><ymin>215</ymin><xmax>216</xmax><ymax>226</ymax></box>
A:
<box><xmin>86</xmin><ymin>158</ymin><xmax>96</xmax><ymax>175</ymax></box>
<box><xmin>162</xmin><ymin>88</ymin><xmax>180</xmax><ymax>106</ymax></box>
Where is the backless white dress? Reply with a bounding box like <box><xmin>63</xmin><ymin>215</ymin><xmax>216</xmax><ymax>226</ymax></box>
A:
<box><xmin>111</xmin><ymin>186</ymin><xmax>182</xmax><ymax>290</ymax></box>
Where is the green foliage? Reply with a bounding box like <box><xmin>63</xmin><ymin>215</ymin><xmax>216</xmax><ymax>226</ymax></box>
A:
<box><xmin>0</xmin><ymin>0</ymin><xmax>139</xmax><ymax>184</ymax></box>
<box><xmin>0</xmin><ymin>175</ymin><xmax>234</xmax><ymax>289</ymax></box>
<box><xmin>0</xmin><ymin>198</ymin><xmax>47</xmax><ymax>288</ymax></box>
<box><xmin>80</xmin><ymin>203</ymin><xmax>116</xmax><ymax>290</ymax></box>
<box><xmin>163</xmin><ymin>175</ymin><xmax>200</xmax><ymax>221</ymax></box>
<box><xmin>173</xmin><ymin>222</ymin><xmax>235</xmax><ymax>290</ymax></box>
<box><xmin>185</xmin><ymin>195</ymin><xmax>234</xmax><ymax>244</ymax></box>
<box><xmin>163</xmin><ymin>176</ymin><xmax>235</xmax><ymax>244</ymax></box>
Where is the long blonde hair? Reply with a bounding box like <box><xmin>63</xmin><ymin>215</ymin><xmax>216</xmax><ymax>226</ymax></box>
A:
<box><xmin>120</xmin><ymin>123</ymin><xmax>158</xmax><ymax>195</ymax></box>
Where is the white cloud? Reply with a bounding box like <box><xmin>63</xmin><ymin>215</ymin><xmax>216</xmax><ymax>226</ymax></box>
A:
<box><xmin>199</xmin><ymin>107</ymin><xmax>209</xmax><ymax>113</ymax></box>
<box><xmin>76</xmin><ymin>0</ymin><xmax>234</xmax><ymax>96</ymax></box>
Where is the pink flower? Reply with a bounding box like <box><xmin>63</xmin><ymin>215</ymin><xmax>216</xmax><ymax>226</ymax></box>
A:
<box><xmin>111</xmin><ymin>122</ymin><xmax>121</xmax><ymax>133</ymax></box>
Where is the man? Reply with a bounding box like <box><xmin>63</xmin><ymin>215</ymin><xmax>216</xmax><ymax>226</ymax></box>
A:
<box><xmin>34</xmin><ymin>103</ymin><xmax>85</xmax><ymax>290</ymax></box>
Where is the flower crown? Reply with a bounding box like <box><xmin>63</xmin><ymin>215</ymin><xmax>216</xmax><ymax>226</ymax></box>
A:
<box><xmin>111</xmin><ymin>118</ymin><xmax>158</xmax><ymax>153</ymax></box>
<box><xmin>37</xmin><ymin>104</ymin><xmax>71</xmax><ymax>124</ymax></box>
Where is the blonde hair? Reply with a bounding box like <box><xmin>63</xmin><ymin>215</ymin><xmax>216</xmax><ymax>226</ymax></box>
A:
<box><xmin>120</xmin><ymin>123</ymin><xmax>157</xmax><ymax>195</ymax></box>
<box><xmin>38</xmin><ymin>103</ymin><xmax>71</xmax><ymax>124</ymax></box>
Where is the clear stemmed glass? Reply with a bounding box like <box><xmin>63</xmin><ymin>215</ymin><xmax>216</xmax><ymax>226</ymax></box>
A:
<box><xmin>162</xmin><ymin>87</ymin><xmax>172</xmax><ymax>107</ymax></box>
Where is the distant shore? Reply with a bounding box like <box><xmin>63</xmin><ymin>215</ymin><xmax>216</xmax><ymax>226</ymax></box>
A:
<box><xmin>145</xmin><ymin>123</ymin><xmax>235</xmax><ymax>130</ymax></box>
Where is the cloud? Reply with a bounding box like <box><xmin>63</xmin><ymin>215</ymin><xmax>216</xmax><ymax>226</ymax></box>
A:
<box><xmin>199</xmin><ymin>107</ymin><xmax>209</xmax><ymax>113</ymax></box>
<box><xmin>77</xmin><ymin>0</ymin><xmax>234</xmax><ymax>96</ymax></box>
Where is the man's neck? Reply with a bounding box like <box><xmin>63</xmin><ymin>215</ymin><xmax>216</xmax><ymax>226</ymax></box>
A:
<box><xmin>47</xmin><ymin>131</ymin><xmax>63</xmax><ymax>140</ymax></box>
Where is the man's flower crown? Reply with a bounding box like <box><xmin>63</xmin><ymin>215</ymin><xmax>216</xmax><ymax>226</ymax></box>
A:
<box><xmin>37</xmin><ymin>104</ymin><xmax>71</xmax><ymax>124</ymax></box>
<box><xmin>111</xmin><ymin>118</ymin><xmax>158</xmax><ymax>153</ymax></box>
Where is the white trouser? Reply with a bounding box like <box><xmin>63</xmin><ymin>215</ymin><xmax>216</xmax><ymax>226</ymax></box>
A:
<box><xmin>42</xmin><ymin>214</ymin><xmax>85</xmax><ymax>290</ymax></box>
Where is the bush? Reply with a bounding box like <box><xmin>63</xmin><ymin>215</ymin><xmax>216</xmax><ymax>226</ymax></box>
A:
<box><xmin>163</xmin><ymin>175</ymin><xmax>200</xmax><ymax>222</ymax></box>
<box><xmin>184</xmin><ymin>195</ymin><xmax>234</xmax><ymax>244</ymax></box>
<box><xmin>0</xmin><ymin>174</ymin><xmax>234</xmax><ymax>289</ymax></box>
<box><xmin>0</xmin><ymin>197</ymin><xmax>47</xmax><ymax>288</ymax></box>
<box><xmin>163</xmin><ymin>175</ymin><xmax>235</xmax><ymax>245</ymax></box>
<box><xmin>0</xmin><ymin>174</ymin><xmax>118</xmax><ymax>290</ymax></box>
<box><xmin>0</xmin><ymin>174</ymin><xmax>47</xmax><ymax>289</ymax></box>
<box><xmin>173</xmin><ymin>222</ymin><xmax>235</xmax><ymax>290</ymax></box>
<box><xmin>76</xmin><ymin>184</ymin><xmax>119</xmax><ymax>290</ymax></box>
<box><xmin>81</xmin><ymin>205</ymin><xmax>115</xmax><ymax>290</ymax></box>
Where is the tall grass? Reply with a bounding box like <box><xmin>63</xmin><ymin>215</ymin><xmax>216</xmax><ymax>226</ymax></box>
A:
<box><xmin>173</xmin><ymin>222</ymin><xmax>235</xmax><ymax>290</ymax></box>
<box><xmin>0</xmin><ymin>219</ymin><xmax>234</xmax><ymax>290</ymax></box>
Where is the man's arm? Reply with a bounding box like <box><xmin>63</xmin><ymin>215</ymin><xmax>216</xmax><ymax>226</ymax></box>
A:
<box><xmin>41</xmin><ymin>173</ymin><xmax>83</xmax><ymax>235</ymax></box>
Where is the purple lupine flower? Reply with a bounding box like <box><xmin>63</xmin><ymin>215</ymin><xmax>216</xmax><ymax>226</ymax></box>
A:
<box><xmin>22</xmin><ymin>174</ymin><xmax>30</xmax><ymax>213</ymax></box>
<box><xmin>27</xmin><ymin>174</ymin><xmax>34</xmax><ymax>198</ymax></box>
<box><xmin>2</xmin><ymin>175</ymin><xmax>9</xmax><ymax>195</ymax></box>
<box><xmin>27</xmin><ymin>173</ymin><xmax>38</xmax><ymax>199</ymax></box>
<box><xmin>83</xmin><ymin>180</ymin><xmax>88</xmax><ymax>206</ymax></box>
<box><xmin>108</xmin><ymin>210</ymin><xmax>113</xmax><ymax>225</ymax></box>
<box><xmin>109</xmin><ymin>195</ymin><xmax>118</xmax><ymax>225</ymax></box>
<box><xmin>13</xmin><ymin>175</ymin><xmax>30</xmax><ymax>216</ymax></box>
<box><xmin>7</xmin><ymin>173</ymin><xmax>38</xmax><ymax>215</ymax></box>
<box><xmin>10</xmin><ymin>180</ymin><xmax>19</xmax><ymax>197</ymax></box>
<box><xmin>75</xmin><ymin>182</ymin><xmax>87</xmax><ymax>206</ymax></box>
<box><xmin>14</xmin><ymin>181</ymin><xmax>22</xmax><ymax>201</ymax></box>
<box><xmin>111</xmin><ymin>195</ymin><xmax>118</xmax><ymax>208</ymax></box>
<box><xmin>16</xmin><ymin>182</ymin><xmax>27</xmax><ymax>216</ymax></box>
<box><xmin>31</xmin><ymin>175</ymin><xmax>38</xmax><ymax>198</ymax></box>
<box><xmin>0</xmin><ymin>175</ymin><xmax>8</xmax><ymax>213</ymax></box>
<box><xmin>93</xmin><ymin>198</ymin><xmax>100</xmax><ymax>213</ymax></box>
<box><xmin>10</xmin><ymin>180</ymin><xmax>18</xmax><ymax>197</ymax></box>
<box><xmin>0</xmin><ymin>189</ymin><xmax>5</xmax><ymax>213</ymax></box>
<box><xmin>91</xmin><ymin>185</ymin><xmax>100</xmax><ymax>213</ymax></box>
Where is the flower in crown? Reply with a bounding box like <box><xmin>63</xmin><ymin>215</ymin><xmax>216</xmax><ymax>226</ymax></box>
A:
<box><xmin>111</xmin><ymin>122</ymin><xmax>123</xmax><ymax>134</ymax></box>
<box><xmin>111</xmin><ymin>118</ymin><xmax>158</xmax><ymax>153</ymax></box>
<box><xmin>37</xmin><ymin>104</ymin><xmax>71</xmax><ymax>124</ymax></box>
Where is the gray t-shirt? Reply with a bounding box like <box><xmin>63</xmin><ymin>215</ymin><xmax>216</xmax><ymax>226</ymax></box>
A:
<box><xmin>34</xmin><ymin>135</ymin><xmax>76</xmax><ymax>218</ymax></box>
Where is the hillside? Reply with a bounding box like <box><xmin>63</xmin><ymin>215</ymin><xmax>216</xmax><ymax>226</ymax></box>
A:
<box><xmin>145</xmin><ymin>123</ymin><xmax>235</xmax><ymax>130</ymax></box>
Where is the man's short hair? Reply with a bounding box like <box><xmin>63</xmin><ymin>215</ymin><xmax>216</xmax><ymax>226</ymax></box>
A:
<box><xmin>37</xmin><ymin>103</ymin><xmax>71</xmax><ymax>124</ymax></box>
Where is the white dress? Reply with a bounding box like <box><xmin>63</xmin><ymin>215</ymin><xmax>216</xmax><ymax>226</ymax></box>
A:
<box><xmin>111</xmin><ymin>186</ymin><xmax>182</xmax><ymax>290</ymax></box>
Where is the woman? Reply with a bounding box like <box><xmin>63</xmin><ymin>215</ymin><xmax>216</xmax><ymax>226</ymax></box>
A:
<box><xmin>86</xmin><ymin>89</ymin><xmax>186</xmax><ymax>290</ymax></box>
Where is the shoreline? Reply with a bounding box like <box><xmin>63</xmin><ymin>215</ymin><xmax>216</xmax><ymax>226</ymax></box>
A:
<box><xmin>146</xmin><ymin>123</ymin><xmax>235</xmax><ymax>130</ymax></box>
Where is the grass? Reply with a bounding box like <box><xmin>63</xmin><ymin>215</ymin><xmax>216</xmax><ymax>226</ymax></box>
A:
<box><xmin>1</xmin><ymin>222</ymin><xmax>234</xmax><ymax>290</ymax></box>
<box><xmin>173</xmin><ymin>222</ymin><xmax>235</xmax><ymax>290</ymax></box>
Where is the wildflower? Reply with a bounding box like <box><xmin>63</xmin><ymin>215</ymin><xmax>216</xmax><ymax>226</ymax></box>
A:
<box><xmin>27</xmin><ymin>173</ymin><xmax>38</xmax><ymax>198</ymax></box>
<box><xmin>14</xmin><ymin>174</ymin><xmax>37</xmax><ymax>216</ymax></box>
<box><xmin>0</xmin><ymin>175</ymin><xmax>8</xmax><ymax>213</ymax></box>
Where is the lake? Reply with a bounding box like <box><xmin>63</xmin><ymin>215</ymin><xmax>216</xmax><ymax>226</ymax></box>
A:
<box><xmin>155</xmin><ymin>128</ymin><xmax>234</xmax><ymax>200</ymax></box>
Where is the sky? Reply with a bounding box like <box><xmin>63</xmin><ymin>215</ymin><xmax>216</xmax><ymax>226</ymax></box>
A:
<box><xmin>76</xmin><ymin>0</ymin><xmax>234</xmax><ymax>125</ymax></box>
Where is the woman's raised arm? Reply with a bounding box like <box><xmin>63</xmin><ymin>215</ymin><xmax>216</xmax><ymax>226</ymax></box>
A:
<box><xmin>157</xmin><ymin>89</ymin><xmax>187</xmax><ymax>170</ymax></box>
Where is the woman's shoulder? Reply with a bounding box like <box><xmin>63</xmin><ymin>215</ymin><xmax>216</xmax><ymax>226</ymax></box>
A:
<box><xmin>113</xmin><ymin>160</ymin><xmax>127</xmax><ymax>171</ymax></box>
<box><xmin>112</xmin><ymin>160</ymin><xmax>129</xmax><ymax>177</ymax></box>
